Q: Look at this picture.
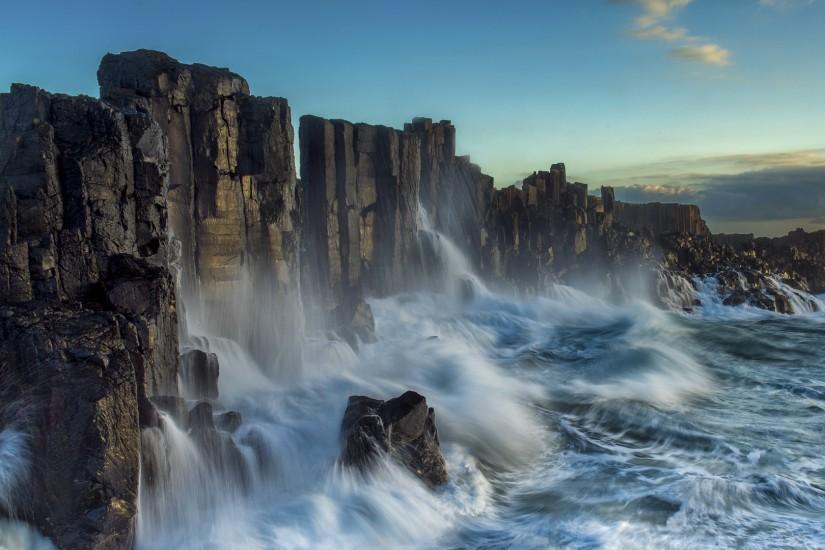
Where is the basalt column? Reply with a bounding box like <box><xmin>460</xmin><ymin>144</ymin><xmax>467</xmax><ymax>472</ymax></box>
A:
<box><xmin>299</xmin><ymin>117</ymin><xmax>421</xmax><ymax>321</ymax></box>
<box><xmin>299</xmin><ymin>116</ymin><xmax>495</xmax><ymax>317</ymax></box>
<box><xmin>98</xmin><ymin>50</ymin><xmax>302</xmax><ymax>373</ymax></box>
<box><xmin>0</xmin><ymin>83</ymin><xmax>178</xmax><ymax>548</ymax></box>
<box><xmin>405</xmin><ymin>118</ymin><xmax>493</xmax><ymax>269</ymax></box>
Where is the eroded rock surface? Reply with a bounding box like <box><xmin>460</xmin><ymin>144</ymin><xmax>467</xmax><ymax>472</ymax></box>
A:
<box><xmin>0</xmin><ymin>79</ymin><xmax>178</xmax><ymax>548</ymax></box>
<box><xmin>98</xmin><ymin>49</ymin><xmax>303</xmax><ymax>367</ymax></box>
<box><xmin>340</xmin><ymin>391</ymin><xmax>448</xmax><ymax>487</ymax></box>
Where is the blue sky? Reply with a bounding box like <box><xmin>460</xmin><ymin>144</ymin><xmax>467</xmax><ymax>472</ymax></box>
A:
<box><xmin>1</xmin><ymin>0</ymin><xmax>823</xmax><ymax>235</ymax></box>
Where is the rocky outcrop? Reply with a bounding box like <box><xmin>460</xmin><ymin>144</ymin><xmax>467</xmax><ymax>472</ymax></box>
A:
<box><xmin>339</xmin><ymin>391</ymin><xmax>447</xmax><ymax>487</ymax></box>
<box><xmin>330</xmin><ymin>298</ymin><xmax>377</xmax><ymax>352</ymax></box>
<box><xmin>299</xmin><ymin>116</ymin><xmax>493</xmax><ymax>318</ymax></box>
<box><xmin>481</xmin><ymin>168</ymin><xmax>654</xmax><ymax>295</ymax></box>
<box><xmin>0</xmin><ymin>82</ymin><xmax>178</xmax><ymax>547</ymax></box>
<box><xmin>614</xmin><ymin>202</ymin><xmax>709</xmax><ymax>237</ymax></box>
<box><xmin>754</xmin><ymin>229</ymin><xmax>825</xmax><ymax>294</ymax></box>
<box><xmin>658</xmin><ymin>228</ymin><xmax>825</xmax><ymax>312</ymax></box>
<box><xmin>180</xmin><ymin>348</ymin><xmax>220</xmax><ymax>400</ymax></box>
<box><xmin>98</xmin><ymin>49</ymin><xmax>302</xmax><ymax>367</ymax></box>
<box><xmin>0</xmin><ymin>305</ymin><xmax>143</xmax><ymax>549</ymax></box>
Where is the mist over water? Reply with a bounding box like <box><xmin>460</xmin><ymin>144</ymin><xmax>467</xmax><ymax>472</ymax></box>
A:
<box><xmin>136</xmin><ymin>219</ymin><xmax>825</xmax><ymax>549</ymax></box>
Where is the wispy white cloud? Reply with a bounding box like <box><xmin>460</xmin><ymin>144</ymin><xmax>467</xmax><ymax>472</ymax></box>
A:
<box><xmin>618</xmin><ymin>0</ymin><xmax>733</xmax><ymax>66</ymax></box>
<box><xmin>670</xmin><ymin>43</ymin><xmax>732</xmax><ymax>66</ymax></box>
<box><xmin>759</xmin><ymin>0</ymin><xmax>816</xmax><ymax>7</ymax></box>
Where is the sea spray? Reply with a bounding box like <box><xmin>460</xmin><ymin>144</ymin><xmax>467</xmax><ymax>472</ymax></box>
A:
<box><xmin>0</xmin><ymin>428</ymin><xmax>28</xmax><ymax>516</ymax></box>
<box><xmin>135</xmin><ymin>201</ymin><xmax>825</xmax><ymax>549</ymax></box>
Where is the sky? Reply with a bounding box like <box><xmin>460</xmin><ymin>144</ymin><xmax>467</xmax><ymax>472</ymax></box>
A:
<box><xmin>1</xmin><ymin>0</ymin><xmax>823</xmax><ymax>236</ymax></box>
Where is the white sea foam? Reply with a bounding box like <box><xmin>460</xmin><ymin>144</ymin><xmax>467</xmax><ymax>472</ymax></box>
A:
<box><xmin>137</xmin><ymin>207</ymin><xmax>825</xmax><ymax>549</ymax></box>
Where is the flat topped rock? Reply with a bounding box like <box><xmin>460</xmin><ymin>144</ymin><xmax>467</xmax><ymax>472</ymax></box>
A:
<box><xmin>339</xmin><ymin>390</ymin><xmax>448</xmax><ymax>487</ymax></box>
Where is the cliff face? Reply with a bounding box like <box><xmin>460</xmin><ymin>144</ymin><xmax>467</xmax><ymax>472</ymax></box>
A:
<box><xmin>98</xmin><ymin>50</ymin><xmax>302</xmax><ymax>368</ymax></box>
<box><xmin>481</xmin><ymin>171</ymin><xmax>655</xmax><ymax>295</ymax></box>
<box><xmin>0</xmin><ymin>84</ymin><xmax>178</xmax><ymax>547</ymax></box>
<box><xmin>299</xmin><ymin>114</ymin><xmax>701</xmax><ymax>306</ymax></box>
<box><xmin>299</xmin><ymin>116</ymin><xmax>493</xmax><ymax>317</ymax></box>
<box><xmin>3</xmin><ymin>47</ymin><xmax>820</xmax><ymax>548</ymax></box>
<box><xmin>614</xmin><ymin>202</ymin><xmax>709</xmax><ymax>237</ymax></box>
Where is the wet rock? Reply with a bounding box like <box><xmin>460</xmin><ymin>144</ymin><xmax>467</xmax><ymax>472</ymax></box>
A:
<box><xmin>180</xmin><ymin>349</ymin><xmax>220</xmax><ymax>400</ymax></box>
<box><xmin>0</xmin><ymin>305</ymin><xmax>147</xmax><ymax>549</ymax></box>
<box><xmin>188</xmin><ymin>401</ymin><xmax>215</xmax><ymax>433</ymax></box>
<box><xmin>331</xmin><ymin>299</ymin><xmax>377</xmax><ymax>351</ymax></box>
<box><xmin>215</xmin><ymin>411</ymin><xmax>243</xmax><ymax>433</ymax></box>
<box><xmin>150</xmin><ymin>395</ymin><xmax>188</xmax><ymax>429</ymax></box>
<box><xmin>339</xmin><ymin>391</ymin><xmax>448</xmax><ymax>487</ymax></box>
<box><xmin>0</xmin><ymin>80</ymin><xmax>178</xmax><ymax>548</ymax></box>
<box><xmin>661</xmin><ymin>229</ymin><xmax>825</xmax><ymax>313</ymax></box>
<box><xmin>299</xmin><ymin>115</ymin><xmax>493</xmax><ymax>323</ymax></box>
<box><xmin>187</xmin><ymin>402</ymin><xmax>250</xmax><ymax>491</ymax></box>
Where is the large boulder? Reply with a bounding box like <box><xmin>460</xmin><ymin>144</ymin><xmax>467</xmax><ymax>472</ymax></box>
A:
<box><xmin>339</xmin><ymin>391</ymin><xmax>448</xmax><ymax>487</ymax></box>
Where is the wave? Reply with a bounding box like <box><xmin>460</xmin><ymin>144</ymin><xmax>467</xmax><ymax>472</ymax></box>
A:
<box><xmin>134</xmin><ymin>209</ymin><xmax>824</xmax><ymax>549</ymax></box>
<box><xmin>658</xmin><ymin>270</ymin><xmax>824</xmax><ymax>319</ymax></box>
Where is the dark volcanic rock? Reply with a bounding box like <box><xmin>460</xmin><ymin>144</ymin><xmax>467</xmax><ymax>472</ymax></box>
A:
<box><xmin>188</xmin><ymin>401</ymin><xmax>215</xmax><ymax>433</ymax></box>
<box><xmin>186</xmin><ymin>401</ymin><xmax>249</xmax><ymax>491</ymax></box>
<box><xmin>0</xmin><ymin>304</ymin><xmax>149</xmax><ymax>549</ymax></box>
<box><xmin>614</xmin><ymin>202</ymin><xmax>709</xmax><ymax>237</ymax></box>
<box><xmin>299</xmin><ymin>116</ymin><xmax>493</xmax><ymax>322</ymax></box>
<box><xmin>0</xmin><ymin>80</ymin><xmax>179</xmax><ymax>548</ymax></box>
<box><xmin>339</xmin><ymin>391</ymin><xmax>448</xmax><ymax>487</ymax></box>
<box><xmin>215</xmin><ymin>411</ymin><xmax>243</xmax><ymax>433</ymax></box>
<box><xmin>331</xmin><ymin>299</ymin><xmax>377</xmax><ymax>351</ymax></box>
<box><xmin>481</xmin><ymin>167</ymin><xmax>655</xmax><ymax>295</ymax></box>
<box><xmin>180</xmin><ymin>349</ymin><xmax>220</xmax><ymax>400</ymax></box>
<box><xmin>659</xmin><ymin>229</ymin><xmax>825</xmax><ymax>313</ymax></box>
<box><xmin>98</xmin><ymin>49</ymin><xmax>303</xmax><ymax>368</ymax></box>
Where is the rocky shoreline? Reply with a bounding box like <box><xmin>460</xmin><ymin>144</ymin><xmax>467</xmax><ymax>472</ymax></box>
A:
<box><xmin>1</xmin><ymin>50</ymin><xmax>823</xmax><ymax>548</ymax></box>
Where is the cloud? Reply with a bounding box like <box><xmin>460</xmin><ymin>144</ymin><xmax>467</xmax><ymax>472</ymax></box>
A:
<box><xmin>670</xmin><ymin>44</ymin><xmax>732</xmax><ymax>65</ymax></box>
<box><xmin>632</xmin><ymin>25</ymin><xmax>689</xmax><ymax>42</ymax></box>
<box><xmin>759</xmin><ymin>0</ymin><xmax>816</xmax><ymax>7</ymax></box>
<box><xmin>617</xmin><ymin>0</ymin><xmax>732</xmax><ymax>66</ymax></box>
<box><xmin>708</xmin><ymin>148</ymin><xmax>825</xmax><ymax>169</ymax></box>
<box><xmin>615</xmin><ymin>166</ymin><xmax>825</xmax><ymax>222</ymax></box>
<box><xmin>811</xmin><ymin>217</ymin><xmax>825</xmax><ymax>225</ymax></box>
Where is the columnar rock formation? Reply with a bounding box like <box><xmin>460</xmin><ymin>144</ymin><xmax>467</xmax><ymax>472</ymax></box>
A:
<box><xmin>299</xmin><ymin>116</ymin><xmax>493</xmax><ymax>317</ymax></box>
<box><xmin>98</xmin><ymin>49</ymin><xmax>302</xmax><ymax>368</ymax></box>
<box><xmin>0</xmin><ymin>83</ymin><xmax>178</xmax><ymax>548</ymax></box>
<box><xmin>481</xmin><ymin>169</ymin><xmax>654</xmax><ymax>294</ymax></box>
<box><xmin>2</xmin><ymin>47</ymin><xmax>823</xmax><ymax>548</ymax></box>
<box><xmin>614</xmin><ymin>202</ymin><xmax>709</xmax><ymax>237</ymax></box>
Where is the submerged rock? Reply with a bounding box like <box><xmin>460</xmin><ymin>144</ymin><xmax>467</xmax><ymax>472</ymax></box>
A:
<box><xmin>188</xmin><ymin>401</ymin><xmax>216</xmax><ymax>433</ymax></box>
<box><xmin>180</xmin><ymin>349</ymin><xmax>220</xmax><ymax>400</ymax></box>
<box><xmin>186</xmin><ymin>402</ymin><xmax>249</xmax><ymax>490</ymax></box>
<box><xmin>339</xmin><ymin>391</ymin><xmax>448</xmax><ymax>487</ymax></box>
<box><xmin>215</xmin><ymin>411</ymin><xmax>243</xmax><ymax>433</ymax></box>
<box><xmin>331</xmin><ymin>299</ymin><xmax>378</xmax><ymax>352</ymax></box>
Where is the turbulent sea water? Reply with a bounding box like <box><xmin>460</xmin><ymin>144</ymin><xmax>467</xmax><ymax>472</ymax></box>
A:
<box><xmin>3</xmin><ymin>244</ymin><xmax>825</xmax><ymax>550</ymax></box>
<box><xmin>130</xmin><ymin>275</ymin><xmax>825</xmax><ymax>550</ymax></box>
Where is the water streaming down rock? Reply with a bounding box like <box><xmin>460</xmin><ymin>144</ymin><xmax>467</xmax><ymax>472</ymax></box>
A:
<box><xmin>3</xmin><ymin>49</ymin><xmax>825</xmax><ymax>549</ymax></box>
<box><xmin>134</xmin><ymin>201</ymin><xmax>488</xmax><ymax>547</ymax></box>
<box><xmin>657</xmin><ymin>269</ymin><xmax>825</xmax><ymax>316</ymax></box>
